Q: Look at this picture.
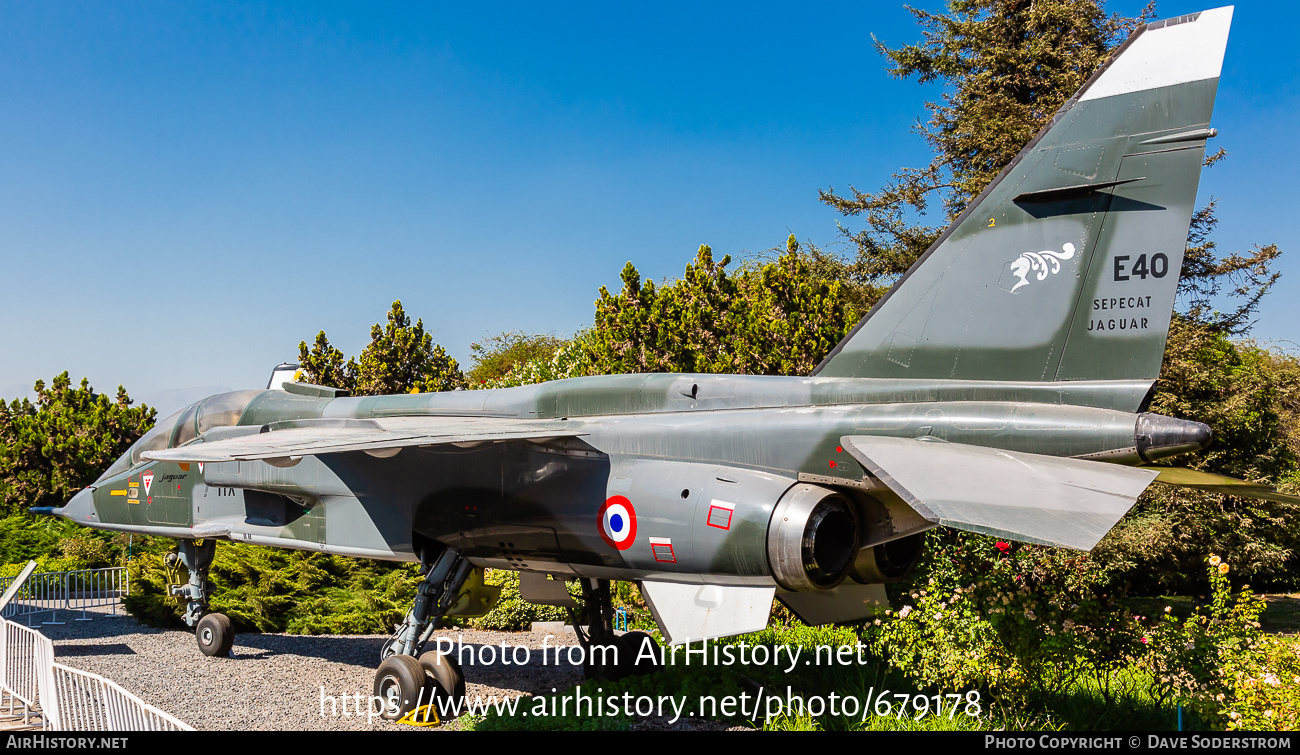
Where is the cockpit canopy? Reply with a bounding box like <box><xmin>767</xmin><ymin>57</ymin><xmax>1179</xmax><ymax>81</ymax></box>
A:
<box><xmin>97</xmin><ymin>389</ymin><xmax>263</xmax><ymax>482</ymax></box>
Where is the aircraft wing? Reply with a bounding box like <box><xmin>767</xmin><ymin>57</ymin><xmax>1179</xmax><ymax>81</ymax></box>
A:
<box><xmin>840</xmin><ymin>435</ymin><xmax>1158</xmax><ymax>551</ymax></box>
<box><xmin>141</xmin><ymin>416</ymin><xmax>585</xmax><ymax>463</ymax></box>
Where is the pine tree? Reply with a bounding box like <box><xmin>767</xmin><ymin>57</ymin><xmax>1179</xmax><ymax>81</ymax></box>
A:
<box><xmin>296</xmin><ymin>301</ymin><xmax>465</xmax><ymax>395</ymax></box>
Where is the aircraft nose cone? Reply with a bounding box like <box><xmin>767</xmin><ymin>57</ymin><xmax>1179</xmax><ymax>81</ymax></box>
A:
<box><xmin>58</xmin><ymin>486</ymin><xmax>98</xmax><ymax>523</ymax></box>
<box><xmin>1136</xmin><ymin>413</ymin><xmax>1213</xmax><ymax>462</ymax></box>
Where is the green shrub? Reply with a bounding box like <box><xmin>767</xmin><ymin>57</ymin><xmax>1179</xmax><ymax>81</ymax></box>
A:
<box><xmin>867</xmin><ymin>533</ymin><xmax>1147</xmax><ymax>709</ymax></box>
<box><xmin>124</xmin><ymin>541</ymin><xmax>422</xmax><ymax>634</ymax></box>
<box><xmin>466</xmin><ymin>570</ymin><xmax>582</xmax><ymax>631</ymax></box>
<box><xmin>1146</xmin><ymin>554</ymin><xmax>1283</xmax><ymax>728</ymax></box>
<box><xmin>1224</xmin><ymin>637</ymin><xmax>1300</xmax><ymax>730</ymax></box>
<box><xmin>58</xmin><ymin>533</ymin><xmax>114</xmax><ymax>568</ymax></box>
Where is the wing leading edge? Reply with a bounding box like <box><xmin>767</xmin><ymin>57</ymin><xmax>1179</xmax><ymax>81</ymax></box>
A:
<box><xmin>142</xmin><ymin>416</ymin><xmax>586</xmax><ymax>463</ymax></box>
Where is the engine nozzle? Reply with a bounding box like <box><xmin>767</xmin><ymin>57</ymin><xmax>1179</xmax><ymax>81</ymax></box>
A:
<box><xmin>1136</xmin><ymin>413</ymin><xmax>1212</xmax><ymax>462</ymax></box>
<box><xmin>767</xmin><ymin>484</ymin><xmax>860</xmax><ymax>591</ymax></box>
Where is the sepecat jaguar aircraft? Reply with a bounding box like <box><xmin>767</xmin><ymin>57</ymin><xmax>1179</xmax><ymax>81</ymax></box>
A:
<box><xmin>34</xmin><ymin>5</ymin><xmax>1291</xmax><ymax>719</ymax></box>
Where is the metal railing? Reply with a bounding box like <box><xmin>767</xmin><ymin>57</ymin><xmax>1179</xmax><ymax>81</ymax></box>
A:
<box><xmin>42</xmin><ymin>661</ymin><xmax>192</xmax><ymax>731</ymax></box>
<box><xmin>1</xmin><ymin>620</ymin><xmax>43</xmax><ymax>724</ymax></box>
<box><xmin>0</xmin><ymin>567</ymin><xmax>128</xmax><ymax>625</ymax></box>
<box><xmin>1</xmin><ymin>615</ymin><xmax>191</xmax><ymax>731</ymax></box>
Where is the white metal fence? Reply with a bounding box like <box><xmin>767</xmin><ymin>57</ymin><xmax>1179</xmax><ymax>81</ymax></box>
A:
<box><xmin>0</xmin><ymin>567</ymin><xmax>128</xmax><ymax>625</ymax></box>
<box><xmin>1</xmin><ymin>616</ymin><xmax>191</xmax><ymax>731</ymax></box>
<box><xmin>1</xmin><ymin>620</ymin><xmax>42</xmax><ymax>724</ymax></box>
<box><xmin>44</xmin><ymin>660</ymin><xmax>192</xmax><ymax>731</ymax></box>
<box><xmin>0</xmin><ymin>567</ymin><xmax>191</xmax><ymax>732</ymax></box>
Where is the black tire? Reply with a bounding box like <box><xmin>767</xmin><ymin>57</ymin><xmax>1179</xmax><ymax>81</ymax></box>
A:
<box><xmin>619</xmin><ymin>631</ymin><xmax>661</xmax><ymax>676</ymax></box>
<box><xmin>195</xmin><ymin>613</ymin><xmax>234</xmax><ymax>657</ymax></box>
<box><xmin>418</xmin><ymin>650</ymin><xmax>467</xmax><ymax>716</ymax></box>
<box><xmin>374</xmin><ymin>655</ymin><xmax>427</xmax><ymax>721</ymax></box>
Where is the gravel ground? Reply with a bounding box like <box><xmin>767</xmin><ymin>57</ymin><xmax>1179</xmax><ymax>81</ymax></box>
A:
<box><xmin>34</xmin><ymin>608</ymin><xmax>737</xmax><ymax>731</ymax></box>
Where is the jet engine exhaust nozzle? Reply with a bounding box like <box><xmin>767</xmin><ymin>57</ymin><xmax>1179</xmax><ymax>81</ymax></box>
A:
<box><xmin>767</xmin><ymin>484</ymin><xmax>860</xmax><ymax>591</ymax></box>
<box><xmin>1136</xmin><ymin>413</ymin><xmax>1213</xmax><ymax>462</ymax></box>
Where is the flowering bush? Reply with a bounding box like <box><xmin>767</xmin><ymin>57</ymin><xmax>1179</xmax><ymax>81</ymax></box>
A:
<box><xmin>1144</xmin><ymin>554</ymin><xmax>1299</xmax><ymax>728</ymax></box>
<box><xmin>866</xmin><ymin>533</ymin><xmax>1147</xmax><ymax>708</ymax></box>
<box><xmin>1224</xmin><ymin>636</ymin><xmax>1300</xmax><ymax>730</ymax></box>
<box><xmin>476</xmin><ymin>340</ymin><xmax>593</xmax><ymax>389</ymax></box>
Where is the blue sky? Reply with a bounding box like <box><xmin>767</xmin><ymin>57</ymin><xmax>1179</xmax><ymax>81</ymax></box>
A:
<box><xmin>1</xmin><ymin>1</ymin><xmax>1295</xmax><ymax>415</ymax></box>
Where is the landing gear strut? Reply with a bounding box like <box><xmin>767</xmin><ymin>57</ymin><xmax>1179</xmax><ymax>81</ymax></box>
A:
<box><xmin>168</xmin><ymin>539</ymin><xmax>234</xmax><ymax>658</ymax></box>
<box><xmin>569</xmin><ymin>579</ymin><xmax>660</xmax><ymax>682</ymax></box>
<box><xmin>374</xmin><ymin>545</ymin><xmax>470</xmax><ymax>721</ymax></box>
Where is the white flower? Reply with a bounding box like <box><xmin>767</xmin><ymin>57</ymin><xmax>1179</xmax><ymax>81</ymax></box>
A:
<box><xmin>1210</xmin><ymin>555</ymin><xmax>1222</xmax><ymax>567</ymax></box>
<box><xmin>1186</xmin><ymin>642</ymin><xmax>1196</xmax><ymax>651</ymax></box>
<box><xmin>934</xmin><ymin>612</ymin><xmax>944</xmax><ymax>620</ymax></box>
<box><xmin>1164</xmin><ymin>606</ymin><xmax>1172</xmax><ymax>613</ymax></box>
<box><xmin>1264</xmin><ymin>673</ymin><xmax>1281</xmax><ymax>687</ymax></box>
<box><xmin>1025</xmin><ymin>610</ymin><xmax>1037</xmax><ymax>620</ymax></box>
<box><xmin>1266</xmin><ymin>710</ymin><xmax>1275</xmax><ymax>718</ymax></box>
<box><xmin>899</xmin><ymin>605</ymin><xmax>913</xmax><ymax>618</ymax></box>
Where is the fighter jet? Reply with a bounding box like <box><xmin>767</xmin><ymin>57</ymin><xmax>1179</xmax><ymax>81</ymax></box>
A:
<box><xmin>34</xmin><ymin>5</ymin><xmax>1287</xmax><ymax>719</ymax></box>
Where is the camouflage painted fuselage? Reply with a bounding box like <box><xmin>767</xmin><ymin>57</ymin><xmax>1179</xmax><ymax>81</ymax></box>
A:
<box><xmin>71</xmin><ymin>373</ymin><xmax>1163</xmax><ymax>586</ymax></box>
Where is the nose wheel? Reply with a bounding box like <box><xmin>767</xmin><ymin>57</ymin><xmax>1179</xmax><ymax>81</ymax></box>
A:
<box><xmin>170</xmin><ymin>540</ymin><xmax>235</xmax><ymax>658</ymax></box>
<box><xmin>195</xmin><ymin>612</ymin><xmax>234</xmax><ymax>657</ymax></box>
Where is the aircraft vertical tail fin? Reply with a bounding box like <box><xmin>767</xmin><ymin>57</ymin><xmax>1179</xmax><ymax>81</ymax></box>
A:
<box><xmin>814</xmin><ymin>7</ymin><xmax>1234</xmax><ymax>393</ymax></box>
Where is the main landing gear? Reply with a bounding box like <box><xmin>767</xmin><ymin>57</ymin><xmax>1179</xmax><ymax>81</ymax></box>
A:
<box><xmin>570</xmin><ymin>579</ymin><xmax>661</xmax><ymax>682</ymax></box>
<box><xmin>168</xmin><ymin>539</ymin><xmax>234</xmax><ymax>658</ymax></box>
<box><xmin>374</xmin><ymin>545</ymin><xmax>470</xmax><ymax>721</ymax></box>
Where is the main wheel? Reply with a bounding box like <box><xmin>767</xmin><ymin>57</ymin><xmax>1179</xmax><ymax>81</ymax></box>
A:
<box><xmin>418</xmin><ymin>650</ymin><xmax>467</xmax><ymax>716</ymax></box>
<box><xmin>195</xmin><ymin>613</ymin><xmax>234</xmax><ymax>657</ymax></box>
<box><xmin>374</xmin><ymin>655</ymin><xmax>427</xmax><ymax>721</ymax></box>
<box><xmin>619</xmin><ymin>631</ymin><xmax>661</xmax><ymax>676</ymax></box>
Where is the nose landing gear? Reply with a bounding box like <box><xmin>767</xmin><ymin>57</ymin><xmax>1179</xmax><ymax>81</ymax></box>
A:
<box><xmin>169</xmin><ymin>540</ymin><xmax>235</xmax><ymax>658</ymax></box>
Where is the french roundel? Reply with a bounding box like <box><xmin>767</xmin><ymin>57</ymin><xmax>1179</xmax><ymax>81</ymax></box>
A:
<box><xmin>598</xmin><ymin>495</ymin><xmax>637</xmax><ymax>551</ymax></box>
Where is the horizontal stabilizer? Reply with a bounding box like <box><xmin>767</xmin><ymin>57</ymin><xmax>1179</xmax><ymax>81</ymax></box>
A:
<box><xmin>1150</xmin><ymin>466</ymin><xmax>1300</xmax><ymax>505</ymax></box>
<box><xmin>840</xmin><ymin>436</ymin><xmax>1159</xmax><ymax>550</ymax></box>
<box><xmin>639</xmin><ymin>581</ymin><xmax>774</xmax><ymax>645</ymax></box>
<box><xmin>142</xmin><ymin>416</ymin><xmax>585</xmax><ymax>463</ymax></box>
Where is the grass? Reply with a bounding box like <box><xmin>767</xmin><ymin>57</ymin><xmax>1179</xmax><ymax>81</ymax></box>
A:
<box><xmin>459</xmin><ymin>620</ymin><xmax>1217</xmax><ymax>732</ymax></box>
<box><xmin>1127</xmin><ymin>594</ymin><xmax>1300</xmax><ymax>635</ymax></box>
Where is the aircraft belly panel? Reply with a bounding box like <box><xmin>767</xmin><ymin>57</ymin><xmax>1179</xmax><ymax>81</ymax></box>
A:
<box><xmin>639</xmin><ymin>581</ymin><xmax>775</xmax><ymax>645</ymax></box>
